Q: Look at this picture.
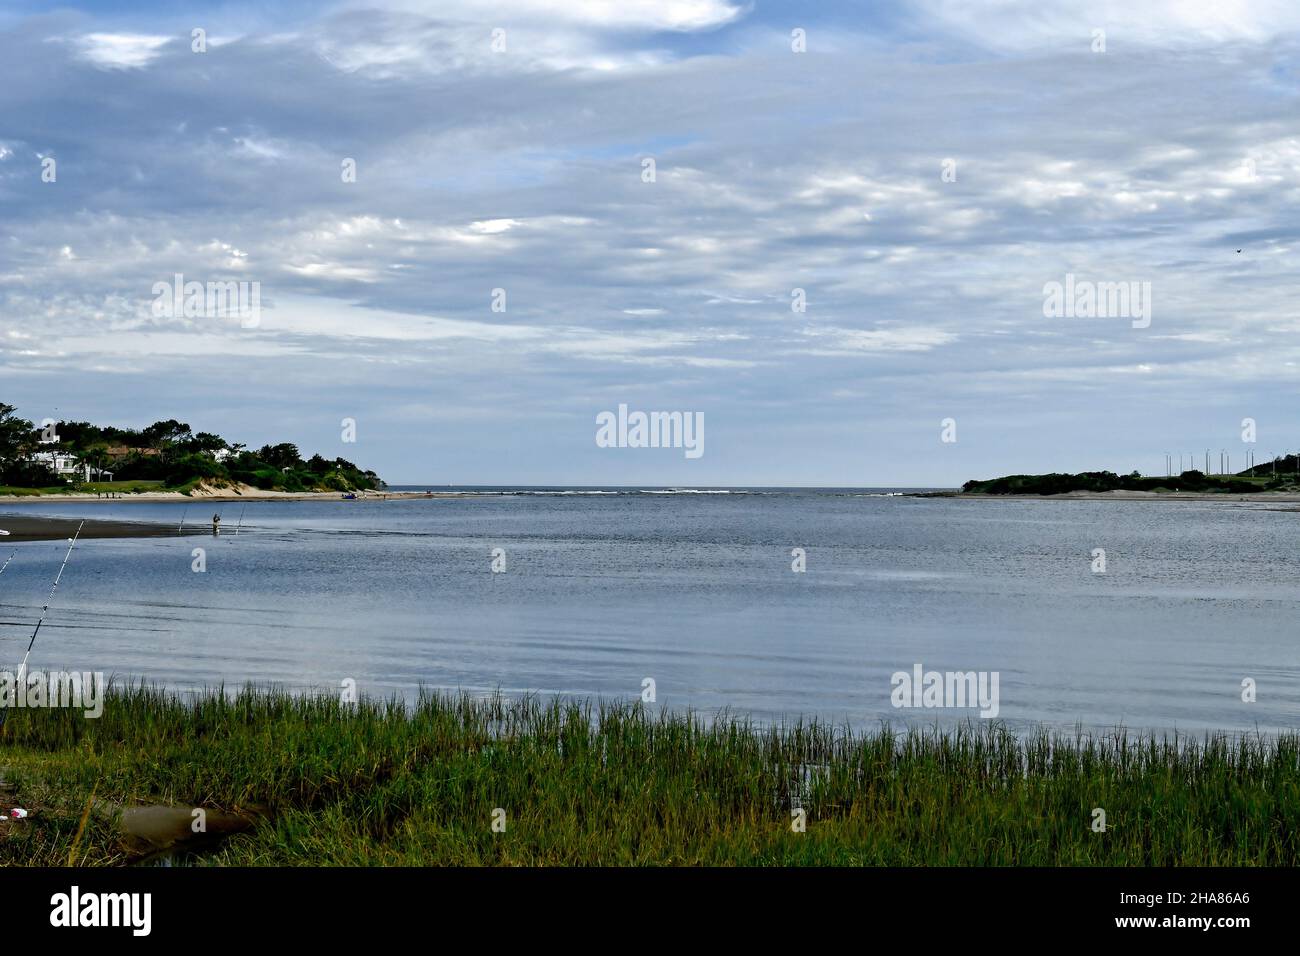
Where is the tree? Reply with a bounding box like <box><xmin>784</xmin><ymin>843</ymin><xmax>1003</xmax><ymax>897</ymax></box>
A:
<box><xmin>56</xmin><ymin>420</ymin><xmax>108</xmax><ymax>450</ymax></box>
<box><xmin>257</xmin><ymin>443</ymin><xmax>303</xmax><ymax>470</ymax></box>
<box><xmin>79</xmin><ymin>447</ymin><xmax>112</xmax><ymax>479</ymax></box>
<box><xmin>0</xmin><ymin>403</ymin><xmax>37</xmax><ymax>464</ymax></box>
<box><xmin>183</xmin><ymin>432</ymin><xmax>228</xmax><ymax>454</ymax></box>
<box><xmin>142</xmin><ymin>419</ymin><xmax>193</xmax><ymax>447</ymax></box>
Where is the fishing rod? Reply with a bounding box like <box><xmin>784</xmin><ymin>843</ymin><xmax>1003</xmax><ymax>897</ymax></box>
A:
<box><xmin>15</xmin><ymin>521</ymin><xmax>84</xmax><ymax>683</ymax></box>
<box><xmin>233</xmin><ymin>504</ymin><xmax>247</xmax><ymax>538</ymax></box>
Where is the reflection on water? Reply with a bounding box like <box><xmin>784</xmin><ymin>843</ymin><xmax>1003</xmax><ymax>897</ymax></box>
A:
<box><xmin>0</xmin><ymin>490</ymin><xmax>1297</xmax><ymax>732</ymax></box>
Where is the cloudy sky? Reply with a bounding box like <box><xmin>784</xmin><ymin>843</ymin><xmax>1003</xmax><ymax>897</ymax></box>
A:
<box><xmin>1</xmin><ymin>1</ymin><xmax>1297</xmax><ymax>486</ymax></box>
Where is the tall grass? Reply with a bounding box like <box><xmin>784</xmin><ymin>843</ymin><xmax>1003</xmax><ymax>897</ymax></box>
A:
<box><xmin>1</xmin><ymin>684</ymin><xmax>1297</xmax><ymax>865</ymax></box>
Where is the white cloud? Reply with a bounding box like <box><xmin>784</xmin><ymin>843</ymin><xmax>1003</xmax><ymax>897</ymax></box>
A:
<box><xmin>801</xmin><ymin>327</ymin><xmax>958</xmax><ymax>355</ymax></box>
<box><xmin>6</xmin><ymin>3</ymin><xmax>1300</xmax><ymax>482</ymax></box>
<box><xmin>70</xmin><ymin>33</ymin><xmax>170</xmax><ymax>69</ymax></box>
<box><xmin>470</xmin><ymin>219</ymin><xmax>519</xmax><ymax>234</ymax></box>
<box><xmin>376</xmin><ymin>0</ymin><xmax>743</xmax><ymax>32</ymax></box>
<box><xmin>913</xmin><ymin>0</ymin><xmax>1300</xmax><ymax>50</ymax></box>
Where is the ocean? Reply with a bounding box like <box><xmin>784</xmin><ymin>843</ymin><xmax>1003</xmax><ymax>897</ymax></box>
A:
<box><xmin>1</xmin><ymin>488</ymin><xmax>1296</xmax><ymax>733</ymax></box>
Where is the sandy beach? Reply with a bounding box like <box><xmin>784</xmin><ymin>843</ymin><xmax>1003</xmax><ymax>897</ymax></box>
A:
<box><xmin>0</xmin><ymin>484</ymin><xmax>472</xmax><ymax>540</ymax></box>
<box><xmin>0</xmin><ymin>514</ymin><xmax>184</xmax><ymax>542</ymax></box>
<box><xmin>0</xmin><ymin>484</ymin><xmax>464</xmax><ymax>505</ymax></box>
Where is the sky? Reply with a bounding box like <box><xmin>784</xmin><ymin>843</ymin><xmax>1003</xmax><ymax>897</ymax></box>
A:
<box><xmin>1</xmin><ymin>0</ymin><xmax>1298</xmax><ymax>486</ymax></box>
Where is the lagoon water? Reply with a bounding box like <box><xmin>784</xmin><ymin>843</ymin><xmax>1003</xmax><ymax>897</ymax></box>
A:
<box><xmin>1</xmin><ymin>489</ymin><xmax>1297</xmax><ymax>733</ymax></box>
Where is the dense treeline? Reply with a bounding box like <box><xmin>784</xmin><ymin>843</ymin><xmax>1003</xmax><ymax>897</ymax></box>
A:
<box><xmin>961</xmin><ymin>469</ymin><xmax>1291</xmax><ymax>495</ymax></box>
<box><xmin>0</xmin><ymin>403</ymin><xmax>382</xmax><ymax>492</ymax></box>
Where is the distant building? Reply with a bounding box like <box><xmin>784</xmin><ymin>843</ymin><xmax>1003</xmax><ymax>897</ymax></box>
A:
<box><xmin>26</xmin><ymin>451</ymin><xmax>114</xmax><ymax>483</ymax></box>
<box><xmin>29</xmin><ymin>450</ymin><xmax>82</xmax><ymax>479</ymax></box>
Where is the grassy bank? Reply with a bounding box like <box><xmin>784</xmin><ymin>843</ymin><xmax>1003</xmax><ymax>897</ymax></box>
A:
<box><xmin>1</xmin><ymin>686</ymin><xmax>1297</xmax><ymax>866</ymax></box>
<box><xmin>77</xmin><ymin>480</ymin><xmax>166</xmax><ymax>494</ymax></box>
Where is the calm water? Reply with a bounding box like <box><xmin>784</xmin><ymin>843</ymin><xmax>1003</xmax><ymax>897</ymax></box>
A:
<box><xmin>1</xmin><ymin>489</ymin><xmax>1298</xmax><ymax>733</ymax></box>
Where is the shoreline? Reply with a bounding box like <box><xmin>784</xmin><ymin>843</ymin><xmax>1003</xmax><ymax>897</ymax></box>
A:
<box><xmin>0</xmin><ymin>490</ymin><xmax>470</xmax><ymax>540</ymax></box>
<box><xmin>0</xmin><ymin>514</ymin><xmax>185</xmax><ymax>541</ymax></box>
<box><xmin>0</xmin><ymin>488</ymin><xmax>467</xmax><ymax>504</ymax></box>
<box><xmin>0</xmin><ymin>515</ymin><xmax>192</xmax><ymax>538</ymax></box>
<box><xmin>8</xmin><ymin>487</ymin><xmax>1300</xmax><ymax>507</ymax></box>
<box><xmin>916</xmin><ymin>490</ymin><xmax>1300</xmax><ymax>503</ymax></box>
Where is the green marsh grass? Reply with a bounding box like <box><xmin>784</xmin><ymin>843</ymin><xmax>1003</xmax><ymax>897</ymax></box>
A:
<box><xmin>1</xmin><ymin>684</ymin><xmax>1297</xmax><ymax>865</ymax></box>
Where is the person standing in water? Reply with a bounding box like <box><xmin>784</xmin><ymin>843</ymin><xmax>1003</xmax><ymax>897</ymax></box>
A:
<box><xmin>212</xmin><ymin>513</ymin><xmax>221</xmax><ymax>536</ymax></box>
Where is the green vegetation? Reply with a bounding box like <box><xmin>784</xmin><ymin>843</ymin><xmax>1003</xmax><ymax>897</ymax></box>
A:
<box><xmin>963</xmin><ymin>466</ymin><xmax>1300</xmax><ymax>495</ymax></box>
<box><xmin>2</xmin><ymin>686</ymin><xmax>1297</xmax><ymax>866</ymax></box>
<box><xmin>0</xmin><ymin>402</ymin><xmax>383</xmax><ymax>494</ymax></box>
<box><xmin>77</xmin><ymin>480</ymin><xmax>166</xmax><ymax>494</ymax></box>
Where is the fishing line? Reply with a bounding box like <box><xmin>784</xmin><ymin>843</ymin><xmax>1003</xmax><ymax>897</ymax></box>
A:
<box><xmin>0</xmin><ymin>525</ymin><xmax>82</xmax><ymax>728</ymax></box>
<box><xmin>15</xmin><ymin>521</ymin><xmax>84</xmax><ymax>683</ymax></box>
<box><xmin>0</xmin><ymin>550</ymin><xmax>17</xmax><ymax>649</ymax></box>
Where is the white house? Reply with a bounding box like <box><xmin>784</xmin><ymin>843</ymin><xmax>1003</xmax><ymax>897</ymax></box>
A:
<box><xmin>27</xmin><ymin>451</ymin><xmax>112</xmax><ymax>482</ymax></box>
<box><xmin>29</xmin><ymin>450</ymin><xmax>81</xmax><ymax>477</ymax></box>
